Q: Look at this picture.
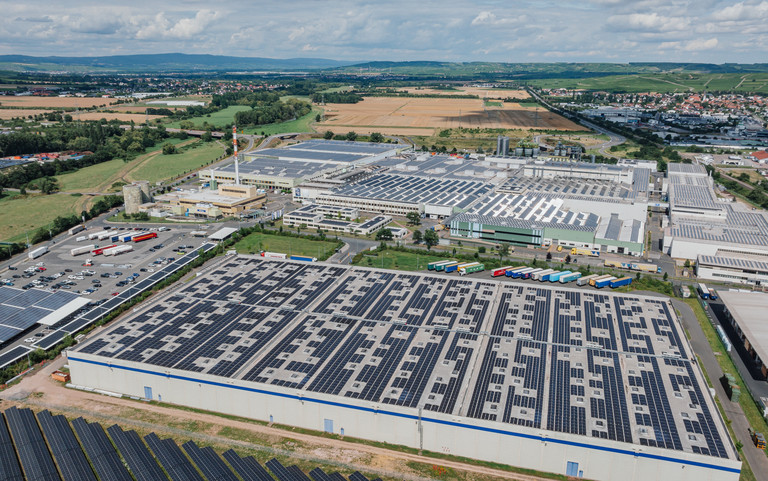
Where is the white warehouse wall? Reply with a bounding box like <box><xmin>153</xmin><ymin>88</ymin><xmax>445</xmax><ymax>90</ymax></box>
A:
<box><xmin>66</xmin><ymin>353</ymin><xmax>741</xmax><ymax>481</ymax></box>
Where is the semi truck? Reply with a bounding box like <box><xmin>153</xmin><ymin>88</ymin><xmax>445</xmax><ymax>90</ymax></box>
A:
<box><xmin>261</xmin><ymin>251</ymin><xmax>287</xmax><ymax>259</ymax></box>
<box><xmin>447</xmin><ymin>262</ymin><xmax>473</xmax><ymax>273</ymax></box>
<box><xmin>697</xmin><ymin>283</ymin><xmax>710</xmax><ymax>300</ymax></box>
<box><xmin>559</xmin><ymin>272</ymin><xmax>582</xmax><ymax>283</ymax></box>
<box><xmin>97</xmin><ymin>231</ymin><xmax>113</xmax><ymax>241</ymax></box>
<box><xmin>533</xmin><ymin>269</ymin><xmax>555</xmax><ymax>281</ymax></box>
<box><xmin>71</xmin><ymin>244</ymin><xmax>96</xmax><ymax>256</ymax></box>
<box><xmin>492</xmin><ymin>266</ymin><xmax>517</xmax><ymax>277</ymax></box>
<box><xmin>610</xmin><ymin>276</ymin><xmax>633</xmax><ymax>288</ymax></box>
<box><xmin>548</xmin><ymin>271</ymin><xmax>571</xmax><ymax>282</ymax></box>
<box><xmin>75</xmin><ymin>236</ymin><xmax>88</xmax><ymax>242</ymax></box>
<box><xmin>595</xmin><ymin>276</ymin><xmax>617</xmax><ymax>288</ymax></box>
<box><xmin>68</xmin><ymin>225</ymin><xmax>85</xmax><ymax>236</ymax></box>
<box><xmin>428</xmin><ymin>260</ymin><xmax>452</xmax><ymax>270</ymax></box>
<box><xmin>577</xmin><ymin>274</ymin><xmax>600</xmax><ymax>286</ymax></box>
<box><xmin>505</xmin><ymin>267</ymin><xmax>529</xmax><ymax>277</ymax></box>
<box><xmin>28</xmin><ymin>246</ymin><xmax>48</xmax><ymax>260</ymax></box>
<box><xmin>132</xmin><ymin>232</ymin><xmax>158</xmax><ymax>243</ymax></box>
<box><xmin>88</xmin><ymin>231</ymin><xmax>110</xmax><ymax>240</ymax></box>
<box><xmin>522</xmin><ymin>268</ymin><xmax>543</xmax><ymax>279</ymax></box>
<box><xmin>541</xmin><ymin>270</ymin><xmax>560</xmax><ymax>282</ymax></box>
<box><xmin>603</xmin><ymin>260</ymin><xmax>661</xmax><ymax>273</ymax></box>
<box><xmin>436</xmin><ymin>261</ymin><xmax>459</xmax><ymax>272</ymax></box>
<box><xmin>459</xmin><ymin>263</ymin><xmax>484</xmax><ymax>276</ymax></box>
<box><xmin>571</xmin><ymin>247</ymin><xmax>600</xmax><ymax>257</ymax></box>
<box><xmin>290</xmin><ymin>255</ymin><xmax>317</xmax><ymax>262</ymax></box>
<box><xmin>103</xmin><ymin>245</ymin><xmax>133</xmax><ymax>256</ymax></box>
<box><xmin>589</xmin><ymin>275</ymin><xmax>614</xmax><ymax>287</ymax></box>
<box><xmin>92</xmin><ymin>244</ymin><xmax>117</xmax><ymax>256</ymax></box>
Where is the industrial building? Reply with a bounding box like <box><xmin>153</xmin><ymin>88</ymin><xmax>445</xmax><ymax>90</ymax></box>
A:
<box><xmin>451</xmin><ymin>174</ymin><xmax>648</xmax><ymax>255</ymax></box>
<box><xmin>283</xmin><ymin>204</ymin><xmax>392</xmax><ymax>236</ymax></box>
<box><xmin>316</xmin><ymin>173</ymin><xmax>493</xmax><ymax>218</ymax></box>
<box><xmin>200</xmin><ymin>140</ymin><xmax>401</xmax><ymax>189</ymax></box>
<box><xmin>718</xmin><ymin>290</ymin><xmax>768</xmax><ymax>379</ymax></box>
<box><xmin>522</xmin><ymin>161</ymin><xmax>634</xmax><ymax>184</ymax></box>
<box><xmin>68</xmin><ymin>257</ymin><xmax>740</xmax><ymax>481</ymax></box>
<box><xmin>696</xmin><ymin>255</ymin><xmax>768</xmax><ymax>286</ymax></box>
<box><xmin>156</xmin><ymin>184</ymin><xmax>266</xmax><ymax>218</ymax></box>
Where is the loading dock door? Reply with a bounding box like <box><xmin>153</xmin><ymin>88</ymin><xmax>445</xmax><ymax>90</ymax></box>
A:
<box><xmin>144</xmin><ymin>386</ymin><xmax>153</xmax><ymax>400</ymax></box>
<box><xmin>323</xmin><ymin>419</ymin><xmax>333</xmax><ymax>433</ymax></box>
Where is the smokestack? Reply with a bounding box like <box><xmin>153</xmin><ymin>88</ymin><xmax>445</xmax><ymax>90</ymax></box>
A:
<box><xmin>233</xmin><ymin>125</ymin><xmax>240</xmax><ymax>185</ymax></box>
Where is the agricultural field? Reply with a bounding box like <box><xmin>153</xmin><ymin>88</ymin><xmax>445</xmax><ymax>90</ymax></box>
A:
<box><xmin>0</xmin><ymin>96</ymin><xmax>117</xmax><ymax>108</ymax></box>
<box><xmin>0</xmin><ymin>109</ymin><xmax>54</xmax><ymax>119</ymax></box>
<box><xmin>126</xmin><ymin>141</ymin><xmax>225</xmax><ymax>183</ymax></box>
<box><xmin>57</xmin><ymin>158</ymin><xmax>126</xmax><ymax>192</ymax></box>
<box><xmin>396</xmin><ymin>86</ymin><xmax>530</xmax><ymax>99</ymax></box>
<box><xmin>233</xmin><ymin>233</ymin><xmax>339</xmax><ymax>260</ymax></box>
<box><xmin>0</xmin><ymin>193</ymin><xmax>82</xmax><ymax>242</ymax></box>
<box><xmin>70</xmin><ymin>112</ymin><xmax>165</xmax><ymax>123</ymax></box>
<box><xmin>531</xmin><ymin>72</ymin><xmax>768</xmax><ymax>93</ymax></box>
<box><xmin>164</xmin><ymin>105</ymin><xmax>251</xmax><ymax>129</ymax></box>
<box><xmin>316</xmin><ymin>96</ymin><xmax>581</xmax><ymax>137</ymax></box>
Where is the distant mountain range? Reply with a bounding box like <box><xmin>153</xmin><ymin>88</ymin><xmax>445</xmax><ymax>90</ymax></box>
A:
<box><xmin>0</xmin><ymin>53</ymin><xmax>357</xmax><ymax>72</ymax></box>
<box><xmin>1</xmin><ymin>54</ymin><xmax>768</xmax><ymax>77</ymax></box>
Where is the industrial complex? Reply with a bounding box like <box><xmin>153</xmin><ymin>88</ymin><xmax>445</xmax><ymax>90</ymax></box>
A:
<box><xmin>69</xmin><ymin>257</ymin><xmax>740</xmax><ymax>481</ymax></box>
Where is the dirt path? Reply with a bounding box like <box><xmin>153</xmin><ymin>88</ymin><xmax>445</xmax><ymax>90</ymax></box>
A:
<box><xmin>1</xmin><ymin>356</ymin><xmax>551</xmax><ymax>481</ymax></box>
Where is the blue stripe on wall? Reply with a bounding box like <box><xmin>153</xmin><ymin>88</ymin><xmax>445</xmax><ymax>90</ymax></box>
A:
<box><xmin>67</xmin><ymin>356</ymin><xmax>740</xmax><ymax>475</ymax></box>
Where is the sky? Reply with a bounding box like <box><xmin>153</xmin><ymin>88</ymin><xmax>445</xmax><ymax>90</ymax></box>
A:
<box><xmin>2</xmin><ymin>0</ymin><xmax>767</xmax><ymax>63</ymax></box>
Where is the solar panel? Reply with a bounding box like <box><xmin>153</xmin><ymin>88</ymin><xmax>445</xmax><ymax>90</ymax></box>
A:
<box><xmin>0</xmin><ymin>412</ymin><xmax>24</xmax><ymax>481</ymax></box>
<box><xmin>106</xmin><ymin>425</ymin><xmax>168</xmax><ymax>481</ymax></box>
<box><xmin>3</xmin><ymin>406</ymin><xmax>60</xmax><ymax>481</ymax></box>
<box><xmin>71</xmin><ymin>417</ymin><xmax>132</xmax><ymax>481</ymax></box>
<box><xmin>182</xmin><ymin>441</ymin><xmax>238</xmax><ymax>481</ymax></box>
<box><xmin>0</xmin><ymin>344</ymin><xmax>30</xmax><ymax>369</ymax></box>
<box><xmin>144</xmin><ymin>433</ymin><xmax>203</xmax><ymax>481</ymax></box>
<box><xmin>221</xmin><ymin>449</ymin><xmax>273</xmax><ymax>481</ymax></box>
<box><xmin>36</xmin><ymin>411</ymin><xmax>97</xmax><ymax>481</ymax></box>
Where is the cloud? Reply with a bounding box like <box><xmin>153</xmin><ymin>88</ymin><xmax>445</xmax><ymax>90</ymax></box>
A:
<box><xmin>683</xmin><ymin>37</ymin><xmax>718</xmax><ymax>51</ymax></box>
<box><xmin>713</xmin><ymin>1</ymin><xmax>768</xmax><ymax>21</ymax></box>
<box><xmin>471</xmin><ymin>11</ymin><xmax>525</xmax><ymax>26</ymax></box>
<box><xmin>302</xmin><ymin>44</ymin><xmax>318</xmax><ymax>52</ymax></box>
<box><xmin>135</xmin><ymin>10</ymin><xmax>219</xmax><ymax>40</ymax></box>
<box><xmin>607</xmin><ymin>12</ymin><xmax>688</xmax><ymax>32</ymax></box>
<box><xmin>15</xmin><ymin>16</ymin><xmax>52</xmax><ymax>23</ymax></box>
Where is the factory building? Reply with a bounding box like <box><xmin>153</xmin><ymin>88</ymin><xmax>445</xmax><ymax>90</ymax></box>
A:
<box><xmin>199</xmin><ymin>140</ymin><xmax>402</xmax><ymax>190</ymax></box>
<box><xmin>696</xmin><ymin>255</ymin><xmax>768</xmax><ymax>286</ymax></box>
<box><xmin>283</xmin><ymin>204</ymin><xmax>392</xmax><ymax>236</ymax></box>
<box><xmin>522</xmin><ymin>161</ymin><xmax>634</xmax><ymax>184</ymax></box>
<box><xmin>718</xmin><ymin>290</ymin><xmax>768</xmax><ymax>379</ymax></box>
<box><xmin>157</xmin><ymin>184</ymin><xmax>266</xmax><ymax>218</ymax></box>
<box><xmin>68</xmin><ymin>257</ymin><xmax>740</xmax><ymax>481</ymax></box>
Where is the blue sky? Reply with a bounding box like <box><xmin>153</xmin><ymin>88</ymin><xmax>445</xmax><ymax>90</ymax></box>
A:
<box><xmin>3</xmin><ymin>0</ymin><xmax>767</xmax><ymax>63</ymax></box>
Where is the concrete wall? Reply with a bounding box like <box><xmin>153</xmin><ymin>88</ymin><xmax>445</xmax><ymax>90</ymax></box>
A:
<box><xmin>67</xmin><ymin>353</ymin><xmax>740</xmax><ymax>481</ymax></box>
<box><xmin>696</xmin><ymin>265</ymin><xmax>768</xmax><ymax>286</ymax></box>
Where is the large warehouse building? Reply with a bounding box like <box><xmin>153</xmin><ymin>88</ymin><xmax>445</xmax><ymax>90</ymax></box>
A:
<box><xmin>717</xmin><ymin>290</ymin><xmax>768</xmax><ymax>379</ymax></box>
<box><xmin>68</xmin><ymin>257</ymin><xmax>740</xmax><ymax>481</ymax></box>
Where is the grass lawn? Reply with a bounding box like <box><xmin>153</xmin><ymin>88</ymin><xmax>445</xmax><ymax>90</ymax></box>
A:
<box><xmin>683</xmin><ymin>298</ymin><xmax>768</xmax><ymax>450</ymax></box>
<box><xmin>0</xmin><ymin>193</ymin><xmax>81</xmax><ymax>242</ymax></box>
<box><xmin>245</xmin><ymin>106</ymin><xmax>322</xmax><ymax>136</ymax></box>
<box><xmin>164</xmin><ymin>105</ymin><xmax>251</xmax><ymax>129</ymax></box>
<box><xmin>353</xmin><ymin>249</ymin><xmax>450</xmax><ymax>271</ymax></box>
<box><xmin>233</xmin><ymin>232</ymin><xmax>340</xmax><ymax>260</ymax></box>
<box><xmin>126</xmin><ymin>141</ymin><xmax>225</xmax><ymax>183</ymax></box>
<box><xmin>57</xmin><ymin>158</ymin><xmax>125</xmax><ymax>192</ymax></box>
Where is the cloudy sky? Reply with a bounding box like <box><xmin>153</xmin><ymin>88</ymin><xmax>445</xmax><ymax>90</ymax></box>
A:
<box><xmin>2</xmin><ymin>0</ymin><xmax>767</xmax><ymax>63</ymax></box>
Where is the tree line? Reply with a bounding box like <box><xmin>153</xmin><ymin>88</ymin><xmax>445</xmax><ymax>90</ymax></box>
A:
<box><xmin>310</xmin><ymin>92</ymin><xmax>363</xmax><ymax>104</ymax></box>
<box><xmin>234</xmin><ymin>98</ymin><xmax>311</xmax><ymax>127</ymax></box>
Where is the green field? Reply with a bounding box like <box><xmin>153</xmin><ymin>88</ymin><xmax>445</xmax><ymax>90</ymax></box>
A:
<box><xmin>353</xmin><ymin>250</ymin><xmax>449</xmax><ymax>271</ymax></box>
<box><xmin>0</xmin><ymin>193</ymin><xmax>82</xmax><ymax>242</ymax></box>
<box><xmin>57</xmin><ymin>158</ymin><xmax>125</xmax><ymax>192</ymax></box>
<box><xmin>126</xmin><ymin>141</ymin><xmax>225</xmax><ymax>183</ymax></box>
<box><xmin>165</xmin><ymin>105</ymin><xmax>251</xmax><ymax>129</ymax></box>
<box><xmin>530</xmin><ymin>73</ymin><xmax>768</xmax><ymax>93</ymax></box>
<box><xmin>233</xmin><ymin>232</ymin><xmax>339</xmax><ymax>260</ymax></box>
<box><xmin>245</xmin><ymin>106</ymin><xmax>322</xmax><ymax>135</ymax></box>
<box><xmin>483</xmin><ymin>100</ymin><xmax>503</xmax><ymax>107</ymax></box>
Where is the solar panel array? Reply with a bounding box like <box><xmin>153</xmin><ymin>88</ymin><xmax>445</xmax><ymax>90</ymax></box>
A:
<box><xmin>0</xmin><ymin>407</ymin><xmax>379</xmax><ymax>481</ymax></box>
<box><xmin>321</xmin><ymin>173</ymin><xmax>493</xmax><ymax>210</ymax></box>
<box><xmin>74</xmin><ymin>257</ymin><xmax>734</xmax><ymax>460</ymax></box>
<box><xmin>499</xmin><ymin>176</ymin><xmax>637</xmax><ymax>202</ymax></box>
<box><xmin>0</xmin><ymin>287</ymin><xmax>81</xmax><ymax>344</ymax></box>
<box><xmin>286</xmin><ymin>139</ymin><xmax>398</xmax><ymax>156</ymax></box>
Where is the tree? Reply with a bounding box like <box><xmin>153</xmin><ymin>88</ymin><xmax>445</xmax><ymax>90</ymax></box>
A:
<box><xmin>369</xmin><ymin>132</ymin><xmax>384</xmax><ymax>143</ymax></box>
<box><xmin>412</xmin><ymin>230</ymin><xmax>423</xmax><ymax>244</ymax></box>
<box><xmin>499</xmin><ymin>243</ymin><xmax>510</xmax><ymax>258</ymax></box>
<box><xmin>323</xmin><ymin>130</ymin><xmax>334</xmax><ymax>140</ymax></box>
<box><xmin>663</xmin><ymin>272</ymin><xmax>668</xmax><ymax>281</ymax></box>
<box><xmin>565</xmin><ymin>254</ymin><xmax>572</xmax><ymax>264</ymax></box>
<box><xmin>684</xmin><ymin>259</ymin><xmax>691</xmax><ymax>268</ymax></box>
<box><xmin>406</xmin><ymin>211</ymin><xmax>421</xmax><ymax>226</ymax></box>
<box><xmin>424</xmin><ymin>230</ymin><xmax>439</xmax><ymax>250</ymax></box>
<box><xmin>375</xmin><ymin>228</ymin><xmax>393</xmax><ymax>241</ymax></box>
<box><xmin>202</xmin><ymin>130</ymin><xmax>213</xmax><ymax>142</ymax></box>
<box><xmin>546</xmin><ymin>252</ymin><xmax>552</xmax><ymax>261</ymax></box>
<box><xmin>346</xmin><ymin>131</ymin><xmax>358</xmax><ymax>141</ymax></box>
<box><xmin>315</xmin><ymin>114</ymin><xmax>321</xmax><ymax>122</ymax></box>
<box><xmin>478</xmin><ymin>246</ymin><xmax>486</xmax><ymax>254</ymax></box>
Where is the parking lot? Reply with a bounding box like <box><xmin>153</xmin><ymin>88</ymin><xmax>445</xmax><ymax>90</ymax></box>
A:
<box><xmin>0</xmin><ymin>222</ymin><xmax>219</xmax><ymax>363</ymax></box>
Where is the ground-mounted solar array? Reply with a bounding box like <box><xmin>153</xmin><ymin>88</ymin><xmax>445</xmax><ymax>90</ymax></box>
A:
<box><xmin>0</xmin><ymin>407</ymin><xmax>381</xmax><ymax>481</ymax></box>
<box><xmin>74</xmin><ymin>256</ymin><xmax>735</xmax><ymax>461</ymax></box>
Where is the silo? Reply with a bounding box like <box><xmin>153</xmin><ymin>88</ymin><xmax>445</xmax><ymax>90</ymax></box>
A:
<box><xmin>136</xmin><ymin>180</ymin><xmax>152</xmax><ymax>202</ymax></box>
<box><xmin>123</xmin><ymin>184</ymin><xmax>143</xmax><ymax>215</ymax></box>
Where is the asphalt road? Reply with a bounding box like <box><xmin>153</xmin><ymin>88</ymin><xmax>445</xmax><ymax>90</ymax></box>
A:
<box><xmin>672</xmin><ymin>297</ymin><xmax>768</xmax><ymax>480</ymax></box>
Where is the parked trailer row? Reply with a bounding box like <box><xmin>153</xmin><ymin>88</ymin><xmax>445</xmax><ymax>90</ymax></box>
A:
<box><xmin>132</xmin><ymin>232</ymin><xmax>158</xmax><ymax>243</ymax></box>
<box><xmin>261</xmin><ymin>251</ymin><xmax>287</xmax><ymax>259</ymax></box>
<box><xmin>571</xmin><ymin>248</ymin><xmax>600</xmax><ymax>257</ymax></box>
<box><xmin>28</xmin><ymin>246</ymin><xmax>48</xmax><ymax>260</ymax></box>
<box><xmin>88</xmin><ymin>230</ymin><xmax>111</xmax><ymax>240</ymax></box>
<box><xmin>92</xmin><ymin>244</ymin><xmax>117</xmax><ymax>256</ymax></box>
<box><xmin>70</xmin><ymin>244</ymin><xmax>96</xmax><ymax>256</ymax></box>
<box><xmin>459</xmin><ymin>263</ymin><xmax>484</xmax><ymax>275</ymax></box>
<box><xmin>604</xmin><ymin>260</ymin><xmax>661</xmax><ymax>273</ymax></box>
<box><xmin>290</xmin><ymin>255</ymin><xmax>317</xmax><ymax>262</ymax></box>
<box><xmin>68</xmin><ymin>225</ymin><xmax>85</xmax><ymax>236</ymax></box>
<box><xmin>428</xmin><ymin>260</ymin><xmax>452</xmax><ymax>270</ymax></box>
<box><xmin>103</xmin><ymin>245</ymin><xmax>133</xmax><ymax>256</ymax></box>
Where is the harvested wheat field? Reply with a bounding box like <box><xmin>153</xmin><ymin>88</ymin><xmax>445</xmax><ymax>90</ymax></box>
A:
<box><xmin>0</xmin><ymin>109</ymin><xmax>54</xmax><ymax>119</ymax></box>
<box><xmin>72</xmin><ymin>112</ymin><xmax>165</xmax><ymax>122</ymax></box>
<box><xmin>395</xmin><ymin>87</ymin><xmax>531</xmax><ymax>100</ymax></box>
<box><xmin>317</xmin><ymin>96</ymin><xmax>580</xmax><ymax>135</ymax></box>
<box><xmin>0</xmin><ymin>96</ymin><xmax>117</xmax><ymax>108</ymax></box>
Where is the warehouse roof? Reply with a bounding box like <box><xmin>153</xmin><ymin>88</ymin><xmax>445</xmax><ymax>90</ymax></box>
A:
<box><xmin>325</xmin><ymin>173</ymin><xmax>492</xmax><ymax>209</ymax></box>
<box><xmin>219</xmin><ymin>158</ymin><xmax>339</xmax><ymax>179</ymax></box>
<box><xmin>378</xmin><ymin>154</ymin><xmax>507</xmax><ymax>180</ymax></box>
<box><xmin>698</xmin><ymin>255</ymin><xmax>768</xmax><ymax>272</ymax></box>
<box><xmin>669</xmin><ymin>209</ymin><xmax>768</xmax><ymax>247</ymax></box>
<box><xmin>718</xmin><ymin>290</ymin><xmax>768</xmax><ymax>367</ymax></box>
<box><xmin>74</xmin><ymin>257</ymin><xmax>735</xmax><ymax>461</ymax></box>
<box><xmin>667</xmin><ymin>163</ymin><xmax>707</xmax><ymax>175</ymax></box>
<box><xmin>498</xmin><ymin>176</ymin><xmax>636</xmax><ymax>203</ymax></box>
<box><xmin>285</xmin><ymin>139</ymin><xmax>400</xmax><ymax>156</ymax></box>
<box><xmin>248</xmin><ymin>148</ymin><xmax>365</xmax><ymax>164</ymax></box>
